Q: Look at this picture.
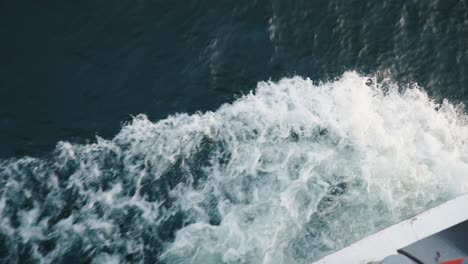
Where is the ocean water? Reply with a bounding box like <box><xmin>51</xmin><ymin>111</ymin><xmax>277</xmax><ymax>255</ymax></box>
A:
<box><xmin>2</xmin><ymin>73</ymin><xmax>468</xmax><ymax>263</ymax></box>
<box><xmin>1</xmin><ymin>1</ymin><xmax>468</xmax><ymax>263</ymax></box>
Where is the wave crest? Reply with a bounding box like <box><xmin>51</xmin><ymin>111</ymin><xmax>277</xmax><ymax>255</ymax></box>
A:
<box><xmin>1</xmin><ymin>72</ymin><xmax>468</xmax><ymax>263</ymax></box>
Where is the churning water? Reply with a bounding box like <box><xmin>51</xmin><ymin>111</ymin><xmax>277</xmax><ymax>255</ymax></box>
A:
<box><xmin>1</xmin><ymin>72</ymin><xmax>468</xmax><ymax>263</ymax></box>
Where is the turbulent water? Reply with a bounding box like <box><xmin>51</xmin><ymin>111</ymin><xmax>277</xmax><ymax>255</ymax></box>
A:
<box><xmin>1</xmin><ymin>72</ymin><xmax>468</xmax><ymax>263</ymax></box>
<box><xmin>1</xmin><ymin>1</ymin><xmax>468</xmax><ymax>264</ymax></box>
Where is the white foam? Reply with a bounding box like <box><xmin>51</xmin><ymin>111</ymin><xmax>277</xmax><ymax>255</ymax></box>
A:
<box><xmin>161</xmin><ymin>72</ymin><xmax>468</xmax><ymax>263</ymax></box>
<box><xmin>1</xmin><ymin>72</ymin><xmax>468</xmax><ymax>263</ymax></box>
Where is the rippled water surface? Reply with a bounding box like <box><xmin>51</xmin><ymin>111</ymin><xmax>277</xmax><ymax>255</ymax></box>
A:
<box><xmin>1</xmin><ymin>1</ymin><xmax>468</xmax><ymax>263</ymax></box>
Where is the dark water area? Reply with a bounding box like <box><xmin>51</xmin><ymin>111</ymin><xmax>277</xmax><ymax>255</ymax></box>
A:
<box><xmin>1</xmin><ymin>0</ymin><xmax>468</xmax><ymax>158</ymax></box>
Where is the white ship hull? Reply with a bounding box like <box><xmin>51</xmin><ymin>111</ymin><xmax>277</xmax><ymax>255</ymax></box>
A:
<box><xmin>313</xmin><ymin>193</ymin><xmax>468</xmax><ymax>264</ymax></box>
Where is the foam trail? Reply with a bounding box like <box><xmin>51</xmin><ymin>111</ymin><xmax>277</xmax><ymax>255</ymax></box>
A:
<box><xmin>1</xmin><ymin>72</ymin><xmax>468</xmax><ymax>263</ymax></box>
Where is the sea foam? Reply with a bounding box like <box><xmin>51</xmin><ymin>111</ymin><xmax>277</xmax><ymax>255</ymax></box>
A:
<box><xmin>1</xmin><ymin>72</ymin><xmax>467</xmax><ymax>263</ymax></box>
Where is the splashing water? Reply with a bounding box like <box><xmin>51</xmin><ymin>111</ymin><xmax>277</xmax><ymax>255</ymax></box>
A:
<box><xmin>1</xmin><ymin>72</ymin><xmax>468</xmax><ymax>263</ymax></box>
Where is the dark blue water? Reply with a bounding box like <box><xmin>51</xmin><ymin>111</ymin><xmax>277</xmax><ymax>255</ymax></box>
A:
<box><xmin>1</xmin><ymin>0</ymin><xmax>467</xmax><ymax>157</ymax></box>
<box><xmin>1</xmin><ymin>1</ymin><xmax>468</xmax><ymax>263</ymax></box>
